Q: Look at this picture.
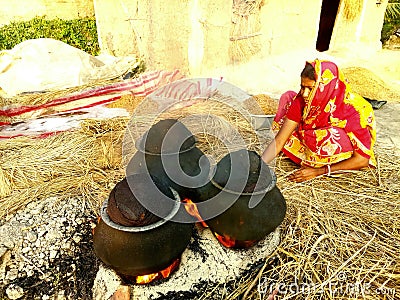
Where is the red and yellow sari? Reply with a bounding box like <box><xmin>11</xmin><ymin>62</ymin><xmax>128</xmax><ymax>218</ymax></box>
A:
<box><xmin>273</xmin><ymin>59</ymin><xmax>376</xmax><ymax>168</ymax></box>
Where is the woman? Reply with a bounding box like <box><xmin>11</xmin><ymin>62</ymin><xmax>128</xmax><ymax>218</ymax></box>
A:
<box><xmin>262</xmin><ymin>59</ymin><xmax>376</xmax><ymax>182</ymax></box>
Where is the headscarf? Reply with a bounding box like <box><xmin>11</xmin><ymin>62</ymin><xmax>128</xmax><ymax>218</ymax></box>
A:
<box><xmin>299</xmin><ymin>59</ymin><xmax>376</xmax><ymax>166</ymax></box>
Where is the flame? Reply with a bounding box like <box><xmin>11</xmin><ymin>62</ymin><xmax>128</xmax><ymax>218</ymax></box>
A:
<box><xmin>136</xmin><ymin>273</ymin><xmax>158</xmax><ymax>284</ymax></box>
<box><xmin>214</xmin><ymin>232</ymin><xmax>257</xmax><ymax>248</ymax></box>
<box><xmin>214</xmin><ymin>232</ymin><xmax>236</xmax><ymax>248</ymax></box>
<box><xmin>182</xmin><ymin>198</ymin><xmax>208</xmax><ymax>228</ymax></box>
<box><xmin>160</xmin><ymin>258</ymin><xmax>180</xmax><ymax>278</ymax></box>
<box><xmin>136</xmin><ymin>258</ymin><xmax>181</xmax><ymax>285</ymax></box>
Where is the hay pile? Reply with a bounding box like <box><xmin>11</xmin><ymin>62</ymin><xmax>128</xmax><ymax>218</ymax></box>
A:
<box><xmin>0</xmin><ymin>118</ymin><xmax>129</xmax><ymax>218</ymax></box>
<box><xmin>343</xmin><ymin>67</ymin><xmax>400</xmax><ymax>103</ymax></box>
<box><xmin>251</xmin><ymin>94</ymin><xmax>279</xmax><ymax>115</ymax></box>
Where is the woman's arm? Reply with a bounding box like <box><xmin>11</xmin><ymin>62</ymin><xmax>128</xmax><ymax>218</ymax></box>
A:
<box><xmin>289</xmin><ymin>151</ymin><xmax>370</xmax><ymax>182</ymax></box>
<box><xmin>261</xmin><ymin>118</ymin><xmax>298</xmax><ymax>164</ymax></box>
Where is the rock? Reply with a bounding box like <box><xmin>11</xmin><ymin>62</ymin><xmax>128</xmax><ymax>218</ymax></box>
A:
<box><xmin>72</xmin><ymin>234</ymin><xmax>82</xmax><ymax>244</ymax></box>
<box><xmin>21</xmin><ymin>246</ymin><xmax>31</xmax><ymax>254</ymax></box>
<box><xmin>45</xmin><ymin>229</ymin><xmax>62</xmax><ymax>241</ymax></box>
<box><xmin>49</xmin><ymin>250</ymin><xmax>58</xmax><ymax>260</ymax></box>
<box><xmin>5</xmin><ymin>284</ymin><xmax>24</xmax><ymax>299</ymax></box>
<box><xmin>25</xmin><ymin>231</ymin><xmax>38</xmax><ymax>243</ymax></box>
<box><xmin>3</xmin><ymin>240</ymin><xmax>15</xmax><ymax>249</ymax></box>
<box><xmin>5</xmin><ymin>268</ymin><xmax>19</xmax><ymax>281</ymax></box>
<box><xmin>92</xmin><ymin>264</ymin><xmax>123</xmax><ymax>300</ymax></box>
<box><xmin>0</xmin><ymin>246</ymin><xmax>7</xmax><ymax>258</ymax></box>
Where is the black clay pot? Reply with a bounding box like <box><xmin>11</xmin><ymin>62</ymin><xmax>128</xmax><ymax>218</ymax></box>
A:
<box><xmin>194</xmin><ymin>149</ymin><xmax>286</xmax><ymax>246</ymax></box>
<box><xmin>93</xmin><ymin>174</ymin><xmax>193</xmax><ymax>276</ymax></box>
<box><xmin>126</xmin><ymin>119</ymin><xmax>210</xmax><ymax>201</ymax></box>
<box><xmin>137</xmin><ymin>118</ymin><xmax>196</xmax><ymax>155</ymax></box>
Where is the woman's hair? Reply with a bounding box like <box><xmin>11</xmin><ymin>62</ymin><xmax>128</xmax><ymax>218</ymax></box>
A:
<box><xmin>301</xmin><ymin>62</ymin><xmax>316</xmax><ymax>80</ymax></box>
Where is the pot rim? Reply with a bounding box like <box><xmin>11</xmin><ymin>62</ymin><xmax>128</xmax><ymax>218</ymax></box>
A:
<box><xmin>134</xmin><ymin>136</ymin><xmax>197</xmax><ymax>155</ymax></box>
<box><xmin>100</xmin><ymin>188</ymin><xmax>181</xmax><ymax>232</ymax></box>
<box><xmin>210</xmin><ymin>166</ymin><xmax>277</xmax><ymax>195</ymax></box>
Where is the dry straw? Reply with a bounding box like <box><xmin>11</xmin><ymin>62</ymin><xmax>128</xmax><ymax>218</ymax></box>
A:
<box><xmin>343</xmin><ymin>67</ymin><xmax>400</xmax><ymax>103</ymax></box>
<box><xmin>136</xmin><ymin>94</ymin><xmax>272</xmax><ymax>163</ymax></box>
<box><xmin>0</xmin><ymin>117</ymin><xmax>129</xmax><ymax>218</ymax></box>
<box><xmin>230</xmin><ymin>0</ymin><xmax>265</xmax><ymax>63</ymax></box>
<box><xmin>342</xmin><ymin>0</ymin><xmax>364</xmax><ymax>21</ymax></box>
<box><xmin>1</xmin><ymin>93</ymin><xmax>274</xmax><ymax>217</ymax></box>
<box><xmin>1</xmin><ymin>91</ymin><xmax>399</xmax><ymax>299</ymax></box>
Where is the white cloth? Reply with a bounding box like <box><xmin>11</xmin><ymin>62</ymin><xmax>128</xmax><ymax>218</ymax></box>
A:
<box><xmin>0</xmin><ymin>38</ymin><xmax>139</xmax><ymax>97</ymax></box>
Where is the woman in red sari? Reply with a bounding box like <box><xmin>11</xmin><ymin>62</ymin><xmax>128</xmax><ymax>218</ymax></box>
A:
<box><xmin>262</xmin><ymin>59</ymin><xmax>376</xmax><ymax>182</ymax></box>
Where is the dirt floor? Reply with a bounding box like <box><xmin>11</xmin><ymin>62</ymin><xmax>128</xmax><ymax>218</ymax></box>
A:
<box><xmin>348</xmin><ymin>49</ymin><xmax>400</xmax><ymax>153</ymax></box>
<box><xmin>374</xmin><ymin>101</ymin><xmax>400</xmax><ymax>153</ymax></box>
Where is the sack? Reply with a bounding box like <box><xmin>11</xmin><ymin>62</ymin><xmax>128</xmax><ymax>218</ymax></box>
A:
<box><xmin>0</xmin><ymin>38</ymin><xmax>139</xmax><ymax>97</ymax></box>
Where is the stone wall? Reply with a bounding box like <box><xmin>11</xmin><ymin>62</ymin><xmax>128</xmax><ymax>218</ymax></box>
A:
<box><xmin>0</xmin><ymin>0</ymin><xmax>94</xmax><ymax>27</ymax></box>
<box><xmin>93</xmin><ymin>0</ymin><xmax>232</xmax><ymax>75</ymax></box>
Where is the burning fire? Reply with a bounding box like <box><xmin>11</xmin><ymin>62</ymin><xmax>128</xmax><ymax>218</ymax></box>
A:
<box><xmin>136</xmin><ymin>258</ymin><xmax>181</xmax><ymax>284</ymax></box>
<box><xmin>182</xmin><ymin>198</ymin><xmax>208</xmax><ymax>228</ymax></box>
<box><xmin>214</xmin><ymin>232</ymin><xmax>257</xmax><ymax>249</ymax></box>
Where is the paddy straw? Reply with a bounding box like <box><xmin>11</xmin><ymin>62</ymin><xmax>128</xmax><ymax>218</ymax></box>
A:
<box><xmin>230</xmin><ymin>0</ymin><xmax>264</xmax><ymax>63</ymax></box>
<box><xmin>0</xmin><ymin>117</ymin><xmax>129</xmax><ymax>218</ymax></box>
<box><xmin>342</xmin><ymin>0</ymin><xmax>363</xmax><ymax>21</ymax></box>
<box><xmin>342</xmin><ymin>67</ymin><xmax>400</xmax><ymax>103</ymax></box>
<box><xmin>130</xmin><ymin>95</ymin><xmax>273</xmax><ymax>163</ymax></box>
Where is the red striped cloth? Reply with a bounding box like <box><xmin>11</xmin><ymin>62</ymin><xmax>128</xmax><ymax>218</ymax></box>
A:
<box><xmin>0</xmin><ymin>69</ymin><xmax>185</xmax><ymax>138</ymax></box>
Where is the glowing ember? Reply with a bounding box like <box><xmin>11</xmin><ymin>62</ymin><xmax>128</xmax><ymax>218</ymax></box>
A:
<box><xmin>214</xmin><ymin>232</ymin><xmax>258</xmax><ymax>248</ymax></box>
<box><xmin>136</xmin><ymin>273</ymin><xmax>158</xmax><ymax>285</ymax></box>
<box><xmin>182</xmin><ymin>198</ymin><xmax>208</xmax><ymax>228</ymax></box>
<box><xmin>136</xmin><ymin>258</ymin><xmax>181</xmax><ymax>285</ymax></box>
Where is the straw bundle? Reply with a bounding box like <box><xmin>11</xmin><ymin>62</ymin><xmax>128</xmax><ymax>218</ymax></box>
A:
<box><xmin>342</xmin><ymin>0</ymin><xmax>364</xmax><ymax>21</ymax></box>
<box><xmin>229</xmin><ymin>0</ymin><xmax>265</xmax><ymax>63</ymax></box>
<box><xmin>222</xmin><ymin>146</ymin><xmax>400</xmax><ymax>299</ymax></box>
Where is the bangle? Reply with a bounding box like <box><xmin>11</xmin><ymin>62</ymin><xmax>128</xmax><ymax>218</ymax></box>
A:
<box><xmin>325</xmin><ymin>165</ymin><xmax>331</xmax><ymax>176</ymax></box>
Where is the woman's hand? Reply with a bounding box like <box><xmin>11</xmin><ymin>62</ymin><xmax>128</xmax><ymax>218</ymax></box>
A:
<box><xmin>288</xmin><ymin>166</ymin><xmax>325</xmax><ymax>182</ymax></box>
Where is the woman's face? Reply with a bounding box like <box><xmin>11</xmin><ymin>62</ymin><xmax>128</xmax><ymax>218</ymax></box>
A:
<box><xmin>300</xmin><ymin>77</ymin><xmax>316</xmax><ymax>102</ymax></box>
